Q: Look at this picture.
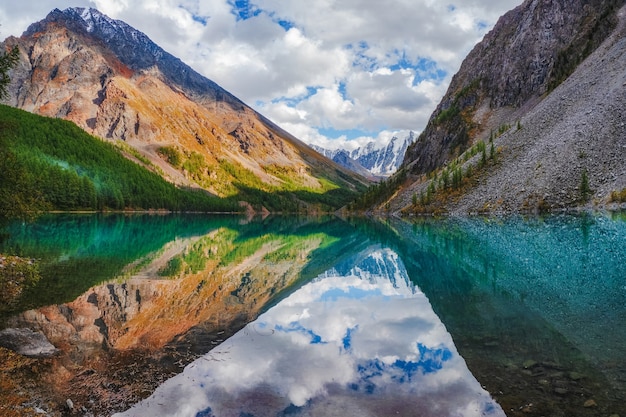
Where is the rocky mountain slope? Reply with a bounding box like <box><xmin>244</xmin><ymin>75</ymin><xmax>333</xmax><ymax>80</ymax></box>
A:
<box><xmin>387</xmin><ymin>0</ymin><xmax>626</xmax><ymax>214</ymax></box>
<box><xmin>2</xmin><ymin>8</ymin><xmax>368</xmax><ymax>210</ymax></box>
<box><xmin>311</xmin><ymin>132</ymin><xmax>415</xmax><ymax>178</ymax></box>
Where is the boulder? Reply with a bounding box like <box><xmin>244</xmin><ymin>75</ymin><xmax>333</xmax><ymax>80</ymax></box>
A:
<box><xmin>0</xmin><ymin>327</ymin><xmax>59</xmax><ymax>357</ymax></box>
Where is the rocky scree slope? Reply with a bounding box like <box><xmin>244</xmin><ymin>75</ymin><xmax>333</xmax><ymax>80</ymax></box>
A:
<box><xmin>3</xmin><ymin>8</ymin><xmax>368</xmax><ymax>207</ymax></box>
<box><xmin>392</xmin><ymin>0</ymin><xmax>625</xmax><ymax>214</ymax></box>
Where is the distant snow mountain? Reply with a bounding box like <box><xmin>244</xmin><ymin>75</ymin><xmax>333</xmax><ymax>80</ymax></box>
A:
<box><xmin>319</xmin><ymin>246</ymin><xmax>415</xmax><ymax>293</ymax></box>
<box><xmin>311</xmin><ymin>132</ymin><xmax>416</xmax><ymax>177</ymax></box>
<box><xmin>310</xmin><ymin>146</ymin><xmax>374</xmax><ymax>179</ymax></box>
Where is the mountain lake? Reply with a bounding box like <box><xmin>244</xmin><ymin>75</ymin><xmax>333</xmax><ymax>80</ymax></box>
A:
<box><xmin>0</xmin><ymin>213</ymin><xmax>625</xmax><ymax>417</ymax></box>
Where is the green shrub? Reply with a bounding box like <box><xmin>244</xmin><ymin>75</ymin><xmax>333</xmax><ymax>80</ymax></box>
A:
<box><xmin>158</xmin><ymin>257</ymin><xmax>184</xmax><ymax>277</ymax></box>
<box><xmin>183</xmin><ymin>152</ymin><xmax>206</xmax><ymax>176</ymax></box>
<box><xmin>610</xmin><ymin>188</ymin><xmax>626</xmax><ymax>203</ymax></box>
<box><xmin>158</xmin><ymin>146</ymin><xmax>182</xmax><ymax>167</ymax></box>
<box><xmin>0</xmin><ymin>256</ymin><xmax>40</xmax><ymax>309</ymax></box>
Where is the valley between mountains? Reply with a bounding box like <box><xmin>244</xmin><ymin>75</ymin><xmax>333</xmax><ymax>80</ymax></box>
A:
<box><xmin>2</xmin><ymin>0</ymin><xmax>626</xmax><ymax>217</ymax></box>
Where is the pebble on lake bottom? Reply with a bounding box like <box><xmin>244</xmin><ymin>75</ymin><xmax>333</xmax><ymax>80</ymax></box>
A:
<box><xmin>568</xmin><ymin>371</ymin><xmax>584</xmax><ymax>381</ymax></box>
<box><xmin>582</xmin><ymin>399</ymin><xmax>597</xmax><ymax>408</ymax></box>
<box><xmin>523</xmin><ymin>359</ymin><xmax>538</xmax><ymax>369</ymax></box>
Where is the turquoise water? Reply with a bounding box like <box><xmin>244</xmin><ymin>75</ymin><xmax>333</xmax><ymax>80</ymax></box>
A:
<box><xmin>0</xmin><ymin>213</ymin><xmax>624</xmax><ymax>416</ymax></box>
<box><xmin>386</xmin><ymin>214</ymin><xmax>626</xmax><ymax>416</ymax></box>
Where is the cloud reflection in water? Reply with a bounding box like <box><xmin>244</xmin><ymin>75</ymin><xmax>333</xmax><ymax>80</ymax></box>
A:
<box><xmin>118</xmin><ymin>246</ymin><xmax>504</xmax><ymax>417</ymax></box>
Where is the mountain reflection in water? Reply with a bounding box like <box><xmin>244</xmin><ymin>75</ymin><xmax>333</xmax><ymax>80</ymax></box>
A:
<box><xmin>0</xmin><ymin>214</ymin><xmax>373</xmax><ymax>413</ymax></box>
<box><xmin>1</xmin><ymin>213</ymin><xmax>625</xmax><ymax>416</ymax></box>
<box><xmin>118</xmin><ymin>246</ymin><xmax>504</xmax><ymax>417</ymax></box>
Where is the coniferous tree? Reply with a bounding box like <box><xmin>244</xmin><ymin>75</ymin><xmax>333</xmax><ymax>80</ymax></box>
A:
<box><xmin>0</xmin><ymin>44</ymin><xmax>19</xmax><ymax>100</ymax></box>
<box><xmin>0</xmin><ymin>44</ymin><xmax>35</xmax><ymax>225</ymax></box>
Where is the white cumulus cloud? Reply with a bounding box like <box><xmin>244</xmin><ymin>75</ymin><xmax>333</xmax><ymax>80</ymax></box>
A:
<box><xmin>0</xmin><ymin>0</ymin><xmax>523</xmax><ymax>149</ymax></box>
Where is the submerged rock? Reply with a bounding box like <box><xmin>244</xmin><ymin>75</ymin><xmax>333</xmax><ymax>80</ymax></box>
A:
<box><xmin>0</xmin><ymin>328</ymin><xmax>59</xmax><ymax>357</ymax></box>
<box><xmin>523</xmin><ymin>359</ymin><xmax>538</xmax><ymax>369</ymax></box>
<box><xmin>569</xmin><ymin>371</ymin><xmax>585</xmax><ymax>381</ymax></box>
<box><xmin>583</xmin><ymin>399</ymin><xmax>598</xmax><ymax>408</ymax></box>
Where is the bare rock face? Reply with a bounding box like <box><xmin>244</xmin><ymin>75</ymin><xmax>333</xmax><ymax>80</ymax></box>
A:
<box><xmin>447</xmin><ymin>12</ymin><xmax>626</xmax><ymax>214</ymax></box>
<box><xmin>392</xmin><ymin>0</ymin><xmax>626</xmax><ymax>213</ymax></box>
<box><xmin>9</xmin><ymin>24</ymin><xmax>105</xmax><ymax>126</ymax></box>
<box><xmin>18</xmin><ymin>7</ymin><xmax>237</xmax><ymax>108</ymax></box>
<box><xmin>0</xmin><ymin>328</ymin><xmax>59</xmax><ymax>357</ymax></box>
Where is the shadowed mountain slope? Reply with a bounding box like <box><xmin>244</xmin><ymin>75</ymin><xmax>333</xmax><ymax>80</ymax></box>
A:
<box><xmin>376</xmin><ymin>0</ymin><xmax>626</xmax><ymax>214</ymax></box>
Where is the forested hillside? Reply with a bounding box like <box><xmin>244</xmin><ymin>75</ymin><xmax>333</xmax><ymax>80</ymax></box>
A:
<box><xmin>0</xmin><ymin>105</ymin><xmax>239</xmax><ymax>216</ymax></box>
<box><xmin>3</xmin><ymin>8</ymin><xmax>368</xmax><ymax>214</ymax></box>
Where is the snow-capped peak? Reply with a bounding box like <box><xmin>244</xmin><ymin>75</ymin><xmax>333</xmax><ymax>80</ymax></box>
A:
<box><xmin>62</xmin><ymin>7</ymin><xmax>116</xmax><ymax>34</ymax></box>
<box><xmin>311</xmin><ymin>131</ymin><xmax>416</xmax><ymax>177</ymax></box>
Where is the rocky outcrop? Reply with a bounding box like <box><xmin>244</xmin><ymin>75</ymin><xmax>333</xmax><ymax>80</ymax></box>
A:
<box><xmin>0</xmin><ymin>328</ymin><xmax>58</xmax><ymax>357</ymax></box>
<box><xmin>388</xmin><ymin>0</ymin><xmax>626</xmax><ymax>213</ymax></box>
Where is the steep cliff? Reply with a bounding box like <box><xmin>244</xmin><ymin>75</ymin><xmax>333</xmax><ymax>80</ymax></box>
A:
<box><xmin>390</xmin><ymin>0</ymin><xmax>626</xmax><ymax>214</ymax></box>
<box><xmin>2</xmin><ymin>8</ymin><xmax>368</xmax><ymax>210</ymax></box>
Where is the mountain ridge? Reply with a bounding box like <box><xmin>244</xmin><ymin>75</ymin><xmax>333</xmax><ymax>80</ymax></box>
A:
<box><xmin>379</xmin><ymin>0</ymin><xmax>626</xmax><ymax>214</ymax></box>
<box><xmin>402</xmin><ymin>0</ymin><xmax>624</xmax><ymax>176</ymax></box>
<box><xmin>310</xmin><ymin>146</ymin><xmax>376</xmax><ymax>180</ymax></box>
<box><xmin>4</xmin><ymin>7</ymin><xmax>369</xmax><ymax>212</ymax></box>
<box><xmin>311</xmin><ymin>132</ymin><xmax>416</xmax><ymax>178</ymax></box>
<box><xmin>24</xmin><ymin>7</ymin><xmax>242</xmax><ymax>108</ymax></box>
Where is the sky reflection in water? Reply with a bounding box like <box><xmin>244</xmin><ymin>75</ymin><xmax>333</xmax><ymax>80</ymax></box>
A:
<box><xmin>118</xmin><ymin>246</ymin><xmax>504</xmax><ymax>417</ymax></box>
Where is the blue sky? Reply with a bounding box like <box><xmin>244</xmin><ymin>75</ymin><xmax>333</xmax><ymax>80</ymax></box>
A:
<box><xmin>0</xmin><ymin>0</ymin><xmax>522</xmax><ymax>150</ymax></box>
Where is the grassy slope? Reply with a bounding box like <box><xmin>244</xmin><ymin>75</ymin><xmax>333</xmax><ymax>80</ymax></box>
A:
<box><xmin>0</xmin><ymin>104</ymin><xmax>239</xmax><ymax>213</ymax></box>
<box><xmin>0</xmin><ymin>105</ymin><xmax>362</xmax><ymax>213</ymax></box>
